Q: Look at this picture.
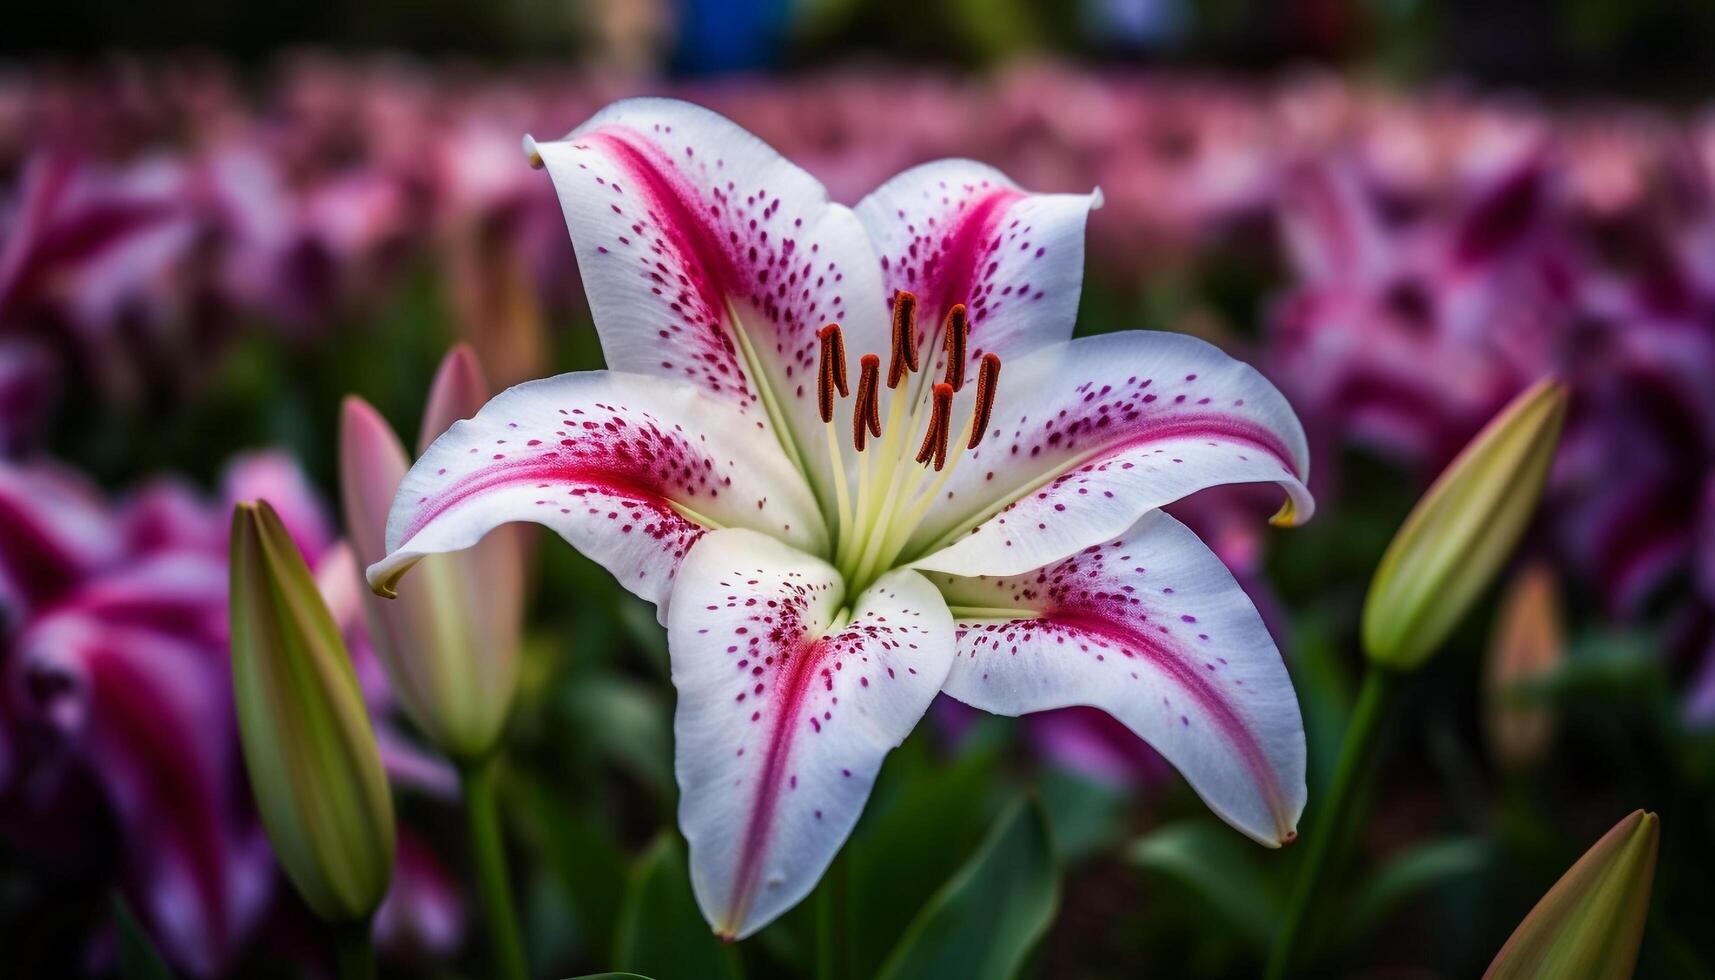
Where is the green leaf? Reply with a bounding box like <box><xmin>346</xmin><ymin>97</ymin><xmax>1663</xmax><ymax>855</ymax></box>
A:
<box><xmin>1127</xmin><ymin>820</ymin><xmax>1280</xmax><ymax>950</ymax></box>
<box><xmin>514</xmin><ymin>777</ymin><xmax>630</xmax><ymax>964</ymax></box>
<box><xmin>613</xmin><ymin>835</ymin><xmax>742</xmax><ymax>980</ymax></box>
<box><xmin>557</xmin><ymin>674</ymin><xmax>674</xmax><ymax>803</ymax></box>
<box><xmin>564</xmin><ymin>974</ymin><xmax>655</xmax><ymax>979</ymax></box>
<box><xmin>1339</xmin><ymin>836</ymin><xmax>1491</xmax><ymax>944</ymax></box>
<box><xmin>113</xmin><ymin>893</ymin><xmax>176</xmax><ymax>980</ymax></box>
<box><xmin>847</xmin><ymin>725</ymin><xmax>1006</xmax><ymax>978</ymax></box>
<box><xmin>1038</xmin><ymin>769</ymin><xmax>1127</xmax><ymax>863</ymax></box>
<box><xmin>875</xmin><ymin>798</ymin><xmax>1060</xmax><ymax>980</ymax></box>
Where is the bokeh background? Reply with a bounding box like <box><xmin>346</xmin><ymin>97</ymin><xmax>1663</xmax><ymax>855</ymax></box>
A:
<box><xmin>3</xmin><ymin>0</ymin><xmax>1714</xmax><ymax>976</ymax></box>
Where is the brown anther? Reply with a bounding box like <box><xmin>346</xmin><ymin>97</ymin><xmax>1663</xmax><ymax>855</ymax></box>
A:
<box><xmin>915</xmin><ymin>382</ymin><xmax>955</xmax><ymax>471</ymax></box>
<box><xmin>853</xmin><ymin>354</ymin><xmax>882</xmax><ymax>451</ymax></box>
<box><xmin>941</xmin><ymin>304</ymin><xmax>969</xmax><ymax>391</ymax></box>
<box><xmin>969</xmin><ymin>353</ymin><xmax>1002</xmax><ymax>449</ymax></box>
<box><xmin>816</xmin><ymin>323</ymin><xmax>847</xmax><ymax>423</ymax></box>
<box><xmin>887</xmin><ymin>290</ymin><xmax>919</xmax><ymax>389</ymax></box>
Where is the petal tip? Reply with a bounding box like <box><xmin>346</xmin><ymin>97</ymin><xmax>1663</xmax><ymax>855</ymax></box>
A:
<box><xmin>521</xmin><ymin>134</ymin><xmax>543</xmax><ymax>170</ymax></box>
<box><xmin>364</xmin><ymin>554</ymin><xmax>417</xmax><ymax>600</ymax></box>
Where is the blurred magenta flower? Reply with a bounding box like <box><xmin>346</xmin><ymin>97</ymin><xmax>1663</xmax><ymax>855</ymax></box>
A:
<box><xmin>1270</xmin><ymin>149</ymin><xmax>1573</xmax><ymax>475</ymax></box>
<box><xmin>0</xmin><ymin>451</ymin><xmax>456</xmax><ymax>974</ymax></box>
<box><xmin>369</xmin><ymin>97</ymin><xmax>1313</xmax><ymax>938</ymax></box>
<box><xmin>0</xmin><ymin>150</ymin><xmax>196</xmax><ymax>407</ymax></box>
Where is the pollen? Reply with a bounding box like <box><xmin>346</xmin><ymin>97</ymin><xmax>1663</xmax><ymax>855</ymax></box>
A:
<box><xmin>941</xmin><ymin>304</ymin><xmax>969</xmax><ymax>391</ymax></box>
<box><xmin>815</xmin><ymin>302</ymin><xmax>1001</xmax><ymax>468</ymax></box>
<box><xmin>852</xmin><ymin>354</ymin><xmax>882</xmax><ymax>451</ymax></box>
<box><xmin>888</xmin><ymin>290</ymin><xmax>919</xmax><ymax>389</ymax></box>
<box><xmin>817</xmin><ymin>323</ymin><xmax>847</xmax><ymax>423</ymax></box>
<box><xmin>969</xmin><ymin>353</ymin><xmax>1001</xmax><ymax>449</ymax></box>
<box><xmin>915</xmin><ymin>383</ymin><xmax>955</xmax><ymax>471</ymax></box>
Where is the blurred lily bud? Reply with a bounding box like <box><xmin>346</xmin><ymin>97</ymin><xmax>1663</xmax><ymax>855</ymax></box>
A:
<box><xmin>1485</xmin><ymin>809</ymin><xmax>1659</xmax><ymax>980</ymax></box>
<box><xmin>340</xmin><ymin>345</ymin><xmax>525</xmax><ymax>760</ymax></box>
<box><xmin>230</xmin><ymin>500</ymin><xmax>395</xmax><ymax>923</ymax></box>
<box><xmin>1485</xmin><ymin>562</ymin><xmax>1564</xmax><ymax>769</ymax></box>
<box><xmin>1364</xmin><ymin>378</ymin><xmax>1569</xmax><ymax>670</ymax></box>
<box><xmin>445</xmin><ymin>222</ymin><xmax>547</xmax><ymax>391</ymax></box>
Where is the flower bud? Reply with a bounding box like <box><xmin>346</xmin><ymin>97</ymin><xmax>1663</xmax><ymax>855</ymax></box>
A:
<box><xmin>229</xmin><ymin>500</ymin><xmax>395</xmax><ymax>923</ymax></box>
<box><xmin>1485</xmin><ymin>809</ymin><xmax>1659</xmax><ymax>980</ymax></box>
<box><xmin>1485</xmin><ymin>562</ymin><xmax>1563</xmax><ymax>768</ymax></box>
<box><xmin>340</xmin><ymin>345</ymin><xmax>524</xmax><ymax>760</ymax></box>
<box><xmin>1364</xmin><ymin>378</ymin><xmax>1569</xmax><ymax>670</ymax></box>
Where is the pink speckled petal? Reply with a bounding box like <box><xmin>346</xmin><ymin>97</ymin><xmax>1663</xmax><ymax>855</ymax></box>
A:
<box><xmin>11</xmin><ymin>552</ymin><xmax>271</xmax><ymax>975</ymax></box>
<box><xmin>0</xmin><ymin>462</ymin><xmax>122</xmax><ymax>615</ymax></box>
<box><xmin>528</xmin><ymin>98</ymin><xmax>887</xmax><ymax>505</ymax></box>
<box><xmin>668</xmin><ymin>529</ymin><xmax>954</xmax><ymax>939</ymax></box>
<box><xmin>366</xmin><ymin>372</ymin><xmax>825</xmax><ymax>618</ymax></box>
<box><xmin>909</xmin><ymin>331</ymin><xmax>1314</xmax><ymax>578</ymax></box>
<box><xmin>856</xmin><ymin>159</ymin><xmax>1101</xmax><ymax>379</ymax></box>
<box><xmin>1278</xmin><ymin>161</ymin><xmax>1389</xmax><ymax>287</ymax></box>
<box><xmin>929</xmin><ymin>511</ymin><xmax>1305</xmax><ymax>846</ymax></box>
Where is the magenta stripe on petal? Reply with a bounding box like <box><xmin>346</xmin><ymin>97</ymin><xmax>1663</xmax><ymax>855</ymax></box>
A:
<box><xmin>728</xmin><ymin>630</ymin><xmax>820</xmax><ymax>924</ymax></box>
<box><xmin>1045</xmin><ymin>609</ymin><xmax>1287</xmax><ymax>823</ymax></box>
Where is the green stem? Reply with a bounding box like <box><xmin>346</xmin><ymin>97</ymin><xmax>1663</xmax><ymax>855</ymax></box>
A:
<box><xmin>331</xmin><ymin>919</ymin><xmax>376</xmax><ymax>980</ymax></box>
<box><xmin>816</xmin><ymin>848</ymin><xmax>852</xmax><ymax>980</ymax></box>
<box><xmin>1265</xmin><ymin>666</ymin><xmax>1398</xmax><ymax>980</ymax></box>
<box><xmin>460</xmin><ymin>756</ymin><xmax>531</xmax><ymax>980</ymax></box>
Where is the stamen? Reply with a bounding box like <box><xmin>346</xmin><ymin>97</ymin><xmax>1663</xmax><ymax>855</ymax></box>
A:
<box><xmin>888</xmin><ymin>290</ymin><xmax>919</xmax><ymax>389</ymax></box>
<box><xmin>941</xmin><ymin>304</ymin><xmax>969</xmax><ymax>391</ymax></box>
<box><xmin>914</xmin><ymin>383</ymin><xmax>955</xmax><ymax>471</ymax></box>
<box><xmin>853</xmin><ymin>354</ymin><xmax>882</xmax><ymax>451</ymax></box>
<box><xmin>816</xmin><ymin>323</ymin><xmax>847</xmax><ymax>423</ymax></box>
<box><xmin>968</xmin><ymin>353</ymin><xmax>1001</xmax><ymax>449</ymax></box>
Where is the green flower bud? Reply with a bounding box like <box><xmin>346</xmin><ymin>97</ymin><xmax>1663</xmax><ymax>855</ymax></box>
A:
<box><xmin>1485</xmin><ymin>809</ymin><xmax>1659</xmax><ymax>980</ymax></box>
<box><xmin>1364</xmin><ymin>378</ymin><xmax>1568</xmax><ymax>670</ymax></box>
<box><xmin>230</xmin><ymin>500</ymin><xmax>396</xmax><ymax>923</ymax></box>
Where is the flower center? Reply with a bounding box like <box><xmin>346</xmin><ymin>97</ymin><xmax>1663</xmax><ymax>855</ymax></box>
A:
<box><xmin>816</xmin><ymin>290</ymin><xmax>1002</xmax><ymax>592</ymax></box>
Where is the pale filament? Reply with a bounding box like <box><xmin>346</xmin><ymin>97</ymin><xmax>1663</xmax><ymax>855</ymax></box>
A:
<box><xmin>815</xmin><ymin>291</ymin><xmax>1001</xmax><ymax>590</ymax></box>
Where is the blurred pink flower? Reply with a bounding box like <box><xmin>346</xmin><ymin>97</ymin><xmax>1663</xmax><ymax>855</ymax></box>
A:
<box><xmin>0</xmin><ymin>451</ymin><xmax>458</xmax><ymax>974</ymax></box>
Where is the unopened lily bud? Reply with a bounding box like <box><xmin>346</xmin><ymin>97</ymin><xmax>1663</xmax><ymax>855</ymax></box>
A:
<box><xmin>341</xmin><ymin>345</ymin><xmax>525</xmax><ymax>760</ymax></box>
<box><xmin>229</xmin><ymin>501</ymin><xmax>395</xmax><ymax>923</ymax></box>
<box><xmin>1485</xmin><ymin>562</ymin><xmax>1563</xmax><ymax>768</ymax></box>
<box><xmin>1364</xmin><ymin>378</ymin><xmax>1569</xmax><ymax>670</ymax></box>
<box><xmin>1485</xmin><ymin>809</ymin><xmax>1659</xmax><ymax>980</ymax></box>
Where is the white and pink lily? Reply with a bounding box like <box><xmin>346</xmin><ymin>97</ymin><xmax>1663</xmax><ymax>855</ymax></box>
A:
<box><xmin>366</xmin><ymin>98</ymin><xmax>1315</xmax><ymax>940</ymax></box>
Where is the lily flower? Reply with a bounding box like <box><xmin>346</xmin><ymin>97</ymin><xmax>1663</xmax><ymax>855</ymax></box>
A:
<box><xmin>367</xmin><ymin>99</ymin><xmax>1315</xmax><ymax>939</ymax></box>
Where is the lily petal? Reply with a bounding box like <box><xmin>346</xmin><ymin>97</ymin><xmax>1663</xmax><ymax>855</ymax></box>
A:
<box><xmin>366</xmin><ymin>371</ymin><xmax>825</xmax><ymax>616</ymax></box>
<box><xmin>910</xmin><ymin>331</ymin><xmax>1313</xmax><ymax>578</ymax></box>
<box><xmin>11</xmin><ymin>553</ymin><xmax>270</xmax><ymax>975</ymax></box>
<box><xmin>527</xmin><ymin>98</ymin><xmax>888</xmax><ymax>501</ymax></box>
<box><xmin>856</xmin><ymin>159</ymin><xmax>1102</xmax><ymax>373</ymax></box>
<box><xmin>0</xmin><ymin>462</ymin><xmax>121</xmax><ymax>614</ymax></box>
<box><xmin>668</xmin><ymin>528</ymin><xmax>954</xmax><ymax>939</ymax></box>
<box><xmin>929</xmin><ymin>511</ymin><xmax>1305</xmax><ymax>845</ymax></box>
